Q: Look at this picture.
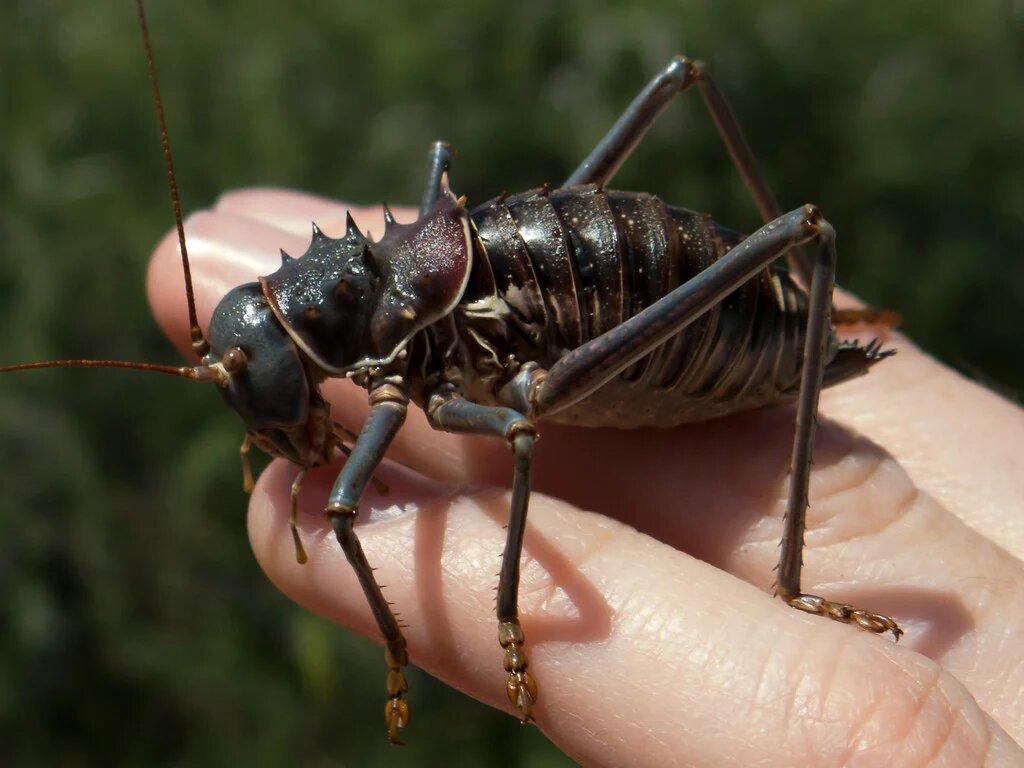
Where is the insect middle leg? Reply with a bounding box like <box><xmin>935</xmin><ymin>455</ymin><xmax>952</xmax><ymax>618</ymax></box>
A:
<box><xmin>425</xmin><ymin>392</ymin><xmax>540</xmax><ymax>722</ymax></box>
<box><xmin>515</xmin><ymin>205</ymin><xmax>900</xmax><ymax>639</ymax></box>
<box><xmin>564</xmin><ymin>54</ymin><xmax>813</xmax><ymax>285</ymax></box>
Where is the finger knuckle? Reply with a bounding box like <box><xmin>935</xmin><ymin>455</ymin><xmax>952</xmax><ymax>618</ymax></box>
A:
<box><xmin>807</xmin><ymin>643</ymin><xmax>991</xmax><ymax>766</ymax></box>
<box><xmin>800</xmin><ymin>431</ymin><xmax>920</xmax><ymax>551</ymax></box>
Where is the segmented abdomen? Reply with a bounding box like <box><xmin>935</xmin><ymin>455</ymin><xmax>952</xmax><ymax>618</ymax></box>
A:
<box><xmin>452</xmin><ymin>184</ymin><xmax>814</xmax><ymax>427</ymax></box>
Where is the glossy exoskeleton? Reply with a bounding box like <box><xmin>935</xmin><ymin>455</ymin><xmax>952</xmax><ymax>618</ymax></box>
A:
<box><xmin>0</xmin><ymin>3</ymin><xmax>904</xmax><ymax>745</ymax></box>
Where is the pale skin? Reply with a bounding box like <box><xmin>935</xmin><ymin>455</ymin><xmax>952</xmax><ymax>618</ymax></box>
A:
<box><xmin>148</xmin><ymin>190</ymin><xmax>1024</xmax><ymax>767</ymax></box>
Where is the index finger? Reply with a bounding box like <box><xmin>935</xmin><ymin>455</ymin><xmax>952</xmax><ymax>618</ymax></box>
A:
<box><xmin>149</xmin><ymin>188</ymin><xmax>1024</xmax><ymax>556</ymax></box>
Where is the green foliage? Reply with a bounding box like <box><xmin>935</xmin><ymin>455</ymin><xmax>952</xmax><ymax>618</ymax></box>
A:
<box><xmin>0</xmin><ymin>1</ymin><xmax>1021</xmax><ymax>765</ymax></box>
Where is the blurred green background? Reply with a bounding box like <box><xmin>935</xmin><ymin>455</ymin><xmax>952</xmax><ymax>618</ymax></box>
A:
<box><xmin>1</xmin><ymin>1</ymin><xmax>1021</xmax><ymax>765</ymax></box>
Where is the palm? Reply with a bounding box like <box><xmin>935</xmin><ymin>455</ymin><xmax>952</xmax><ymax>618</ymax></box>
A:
<box><xmin>149</xmin><ymin>190</ymin><xmax>1024</xmax><ymax>767</ymax></box>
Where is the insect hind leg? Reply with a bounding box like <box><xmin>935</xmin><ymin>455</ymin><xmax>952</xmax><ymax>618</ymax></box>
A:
<box><xmin>564</xmin><ymin>55</ymin><xmax>694</xmax><ymax>188</ymax></box>
<box><xmin>774</xmin><ymin>219</ymin><xmax>901</xmax><ymax>639</ymax></box>
<box><xmin>564</xmin><ymin>54</ymin><xmax>814</xmax><ymax>285</ymax></box>
<box><xmin>526</xmin><ymin>206</ymin><xmax>901</xmax><ymax>641</ymax></box>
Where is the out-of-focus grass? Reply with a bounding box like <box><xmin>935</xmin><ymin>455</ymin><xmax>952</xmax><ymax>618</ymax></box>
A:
<box><xmin>0</xmin><ymin>1</ymin><xmax>1021</xmax><ymax>765</ymax></box>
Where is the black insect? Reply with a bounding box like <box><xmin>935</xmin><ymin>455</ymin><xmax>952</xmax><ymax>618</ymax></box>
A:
<box><xmin>1</xmin><ymin>1</ymin><xmax>903</xmax><ymax>745</ymax></box>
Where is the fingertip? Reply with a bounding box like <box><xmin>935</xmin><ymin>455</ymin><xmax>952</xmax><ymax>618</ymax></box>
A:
<box><xmin>212</xmin><ymin>187</ymin><xmax>418</xmax><ymax>241</ymax></box>
<box><xmin>214</xmin><ymin>187</ymin><xmax>351</xmax><ymax>233</ymax></box>
<box><xmin>146</xmin><ymin>205</ymin><xmax>309</xmax><ymax>355</ymax></box>
<box><xmin>145</xmin><ymin>189</ymin><xmax>420</xmax><ymax>358</ymax></box>
<box><xmin>146</xmin><ymin>223</ymin><xmax>192</xmax><ymax>357</ymax></box>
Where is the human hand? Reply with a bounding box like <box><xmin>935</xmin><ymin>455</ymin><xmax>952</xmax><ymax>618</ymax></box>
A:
<box><xmin>149</xmin><ymin>189</ymin><xmax>1024</xmax><ymax>767</ymax></box>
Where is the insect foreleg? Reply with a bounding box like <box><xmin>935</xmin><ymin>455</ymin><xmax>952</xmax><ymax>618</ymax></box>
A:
<box><xmin>289</xmin><ymin>468</ymin><xmax>309</xmax><ymax>565</ymax></box>
<box><xmin>426</xmin><ymin>392</ymin><xmax>539</xmax><ymax>722</ymax></box>
<box><xmin>420</xmin><ymin>140</ymin><xmax>454</xmax><ymax>216</ymax></box>
<box><xmin>239</xmin><ymin>434</ymin><xmax>255</xmax><ymax>494</ymax></box>
<box><xmin>325</xmin><ymin>381</ymin><xmax>411</xmax><ymax>743</ymax></box>
<box><xmin>523</xmin><ymin>205</ymin><xmax>901</xmax><ymax>640</ymax></box>
<box><xmin>565</xmin><ymin>54</ymin><xmax>813</xmax><ymax>285</ymax></box>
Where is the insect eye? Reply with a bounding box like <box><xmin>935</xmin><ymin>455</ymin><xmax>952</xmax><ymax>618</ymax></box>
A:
<box><xmin>222</xmin><ymin>347</ymin><xmax>248</xmax><ymax>375</ymax></box>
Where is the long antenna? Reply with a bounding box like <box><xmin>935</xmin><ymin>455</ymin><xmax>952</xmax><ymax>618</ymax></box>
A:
<box><xmin>135</xmin><ymin>0</ymin><xmax>209</xmax><ymax>358</ymax></box>
<box><xmin>0</xmin><ymin>359</ymin><xmax>220</xmax><ymax>382</ymax></box>
<box><xmin>0</xmin><ymin>6</ymin><xmax>223</xmax><ymax>387</ymax></box>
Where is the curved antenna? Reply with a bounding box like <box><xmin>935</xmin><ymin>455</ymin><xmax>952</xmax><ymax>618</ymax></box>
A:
<box><xmin>135</xmin><ymin>0</ymin><xmax>209</xmax><ymax>358</ymax></box>
<box><xmin>0</xmin><ymin>359</ymin><xmax>223</xmax><ymax>383</ymax></box>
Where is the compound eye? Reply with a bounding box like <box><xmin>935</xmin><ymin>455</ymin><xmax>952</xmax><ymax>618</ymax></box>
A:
<box><xmin>222</xmin><ymin>347</ymin><xmax>248</xmax><ymax>375</ymax></box>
